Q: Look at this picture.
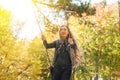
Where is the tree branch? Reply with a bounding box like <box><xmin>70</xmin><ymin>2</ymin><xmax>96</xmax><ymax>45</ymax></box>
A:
<box><xmin>17</xmin><ymin>64</ymin><xmax>32</xmax><ymax>76</ymax></box>
<box><xmin>34</xmin><ymin>1</ymin><xmax>58</xmax><ymax>8</ymax></box>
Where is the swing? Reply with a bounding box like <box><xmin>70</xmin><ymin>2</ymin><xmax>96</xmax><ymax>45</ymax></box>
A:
<box><xmin>31</xmin><ymin>2</ymin><xmax>51</xmax><ymax>63</ymax></box>
<box><xmin>31</xmin><ymin>2</ymin><xmax>85</xmax><ymax>80</ymax></box>
<box><xmin>31</xmin><ymin>2</ymin><xmax>54</xmax><ymax>79</ymax></box>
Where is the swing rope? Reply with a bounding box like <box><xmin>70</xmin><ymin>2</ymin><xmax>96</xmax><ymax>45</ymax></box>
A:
<box><xmin>31</xmin><ymin>2</ymin><xmax>51</xmax><ymax>65</ymax></box>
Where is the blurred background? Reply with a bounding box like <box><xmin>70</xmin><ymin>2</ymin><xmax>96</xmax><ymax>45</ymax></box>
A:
<box><xmin>0</xmin><ymin>0</ymin><xmax>120</xmax><ymax>80</ymax></box>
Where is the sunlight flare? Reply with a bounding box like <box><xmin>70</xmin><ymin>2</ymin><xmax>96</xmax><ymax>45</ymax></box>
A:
<box><xmin>0</xmin><ymin>0</ymin><xmax>43</xmax><ymax>40</ymax></box>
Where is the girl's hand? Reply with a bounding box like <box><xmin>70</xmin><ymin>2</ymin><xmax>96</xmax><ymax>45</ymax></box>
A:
<box><xmin>68</xmin><ymin>38</ymin><xmax>74</xmax><ymax>45</ymax></box>
<box><xmin>41</xmin><ymin>35</ymin><xmax>46</xmax><ymax>41</ymax></box>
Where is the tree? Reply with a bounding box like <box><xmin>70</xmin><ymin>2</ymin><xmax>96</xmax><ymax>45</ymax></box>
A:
<box><xmin>0</xmin><ymin>6</ymin><xmax>31</xmax><ymax>80</ymax></box>
<box><xmin>68</xmin><ymin>2</ymin><xmax>120</xmax><ymax>80</ymax></box>
<box><xmin>0</xmin><ymin>6</ymin><xmax>17</xmax><ymax>79</ymax></box>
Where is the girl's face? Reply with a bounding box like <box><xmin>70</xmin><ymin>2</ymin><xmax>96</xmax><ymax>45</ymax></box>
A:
<box><xmin>59</xmin><ymin>26</ymin><xmax>69</xmax><ymax>40</ymax></box>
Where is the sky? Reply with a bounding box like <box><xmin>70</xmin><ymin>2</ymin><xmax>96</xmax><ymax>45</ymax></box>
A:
<box><xmin>83</xmin><ymin>0</ymin><xmax>117</xmax><ymax>5</ymax></box>
<box><xmin>0</xmin><ymin>0</ymin><xmax>42</xmax><ymax>40</ymax></box>
<box><xmin>0</xmin><ymin>0</ymin><xmax>118</xmax><ymax>40</ymax></box>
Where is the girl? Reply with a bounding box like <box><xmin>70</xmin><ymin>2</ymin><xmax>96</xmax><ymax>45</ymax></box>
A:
<box><xmin>41</xmin><ymin>25</ymin><xmax>81</xmax><ymax>80</ymax></box>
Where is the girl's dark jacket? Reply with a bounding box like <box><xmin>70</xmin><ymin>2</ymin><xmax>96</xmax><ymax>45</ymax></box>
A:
<box><xmin>43</xmin><ymin>39</ymin><xmax>81</xmax><ymax>68</ymax></box>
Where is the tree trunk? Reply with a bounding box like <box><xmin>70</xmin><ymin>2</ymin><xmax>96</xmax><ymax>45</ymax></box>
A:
<box><xmin>94</xmin><ymin>53</ymin><xmax>99</xmax><ymax>80</ymax></box>
<box><xmin>90</xmin><ymin>76</ymin><xmax>92</xmax><ymax>80</ymax></box>
<box><xmin>94</xmin><ymin>71</ymin><xmax>98</xmax><ymax>80</ymax></box>
<box><xmin>118</xmin><ymin>1</ymin><xmax>120</xmax><ymax>27</ymax></box>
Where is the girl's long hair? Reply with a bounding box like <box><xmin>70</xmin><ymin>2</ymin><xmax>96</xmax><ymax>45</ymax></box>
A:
<box><xmin>60</xmin><ymin>25</ymin><xmax>81</xmax><ymax>56</ymax></box>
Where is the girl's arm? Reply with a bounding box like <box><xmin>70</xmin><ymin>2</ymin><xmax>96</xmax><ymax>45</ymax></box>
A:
<box><xmin>41</xmin><ymin>35</ymin><xmax>56</xmax><ymax>49</ymax></box>
<box><xmin>43</xmin><ymin>40</ymin><xmax>56</xmax><ymax>49</ymax></box>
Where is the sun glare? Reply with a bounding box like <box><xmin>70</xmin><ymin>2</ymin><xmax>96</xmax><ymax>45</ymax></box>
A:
<box><xmin>0</xmin><ymin>0</ymin><xmax>42</xmax><ymax>40</ymax></box>
<box><xmin>0</xmin><ymin>0</ymin><xmax>117</xmax><ymax>40</ymax></box>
